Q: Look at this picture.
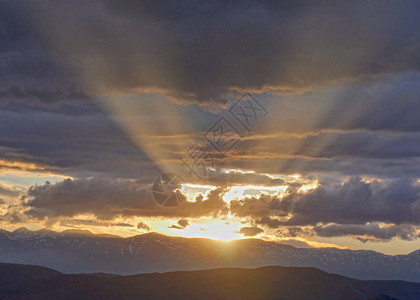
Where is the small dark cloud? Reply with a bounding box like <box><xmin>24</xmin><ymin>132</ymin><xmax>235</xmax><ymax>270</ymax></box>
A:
<box><xmin>257</xmin><ymin>216</ymin><xmax>284</xmax><ymax>229</ymax></box>
<box><xmin>168</xmin><ymin>219</ymin><xmax>190</xmax><ymax>230</ymax></box>
<box><xmin>137</xmin><ymin>222</ymin><xmax>151</xmax><ymax>232</ymax></box>
<box><xmin>0</xmin><ymin>205</ymin><xmax>28</xmax><ymax>224</ymax></box>
<box><xmin>238</xmin><ymin>226</ymin><xmax>264</xmax><ymax>237</ymax></box>
<box><xmin>230</xmin><ymin>193</ymin><xmax>292</xmax><ymax>219</ymax></box>
<box><xmin>177</xmin><ymin>219</ymin><xmax>189</xmax><ymax>228</ymax></box>
<box><xmin>275</xmin><ymin>227</ymin><xmax>313</xmax><ymax>238</ymax></box>
<box><xmin>355</xmin><ymin>237</ymin><xmax>378</xmax><ymax>243</ymax></box>
<box><xmin>0</xmin><ymin>86</ymin><xmax>89</xmax><ymax>107</ymax></box>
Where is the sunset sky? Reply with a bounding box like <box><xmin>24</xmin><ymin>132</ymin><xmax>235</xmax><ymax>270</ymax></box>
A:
<box><xmin>0</xmin><ymin>0</ymin><xmax>419</xmax><ymax>255</ymax></box>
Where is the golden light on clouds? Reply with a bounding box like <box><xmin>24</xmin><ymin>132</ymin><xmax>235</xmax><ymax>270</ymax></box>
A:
<box><xmin>0</xmin><ymin>159</ymin><xmax>47</xmax><ymax>173</ymax></box>
<box><xmin>224</xmin><ymin>185</ymin><xmax>287</xmax><ymax>202</ymax></box>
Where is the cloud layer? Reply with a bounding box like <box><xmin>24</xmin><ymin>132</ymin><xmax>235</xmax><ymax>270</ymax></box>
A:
<box><xmin>7</xmin><ymin>176</ymin><xmax>417</xmax><ymax>243</ymax></box>
<box><xmin>1</xmin><ymin>0</ymin><xmax>420</xmax><ymax>104</ymax></box>
<box><xmin>20</xmin><ymin>178</ymin><xmax>228</xmax><ymax>222</ymax></box>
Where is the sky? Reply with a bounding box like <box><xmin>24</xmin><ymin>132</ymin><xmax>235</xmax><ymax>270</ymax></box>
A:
<box><xmin>0</xmin><ymin>0</ymin><xmax>419</xmax><ymax>255</ymax></box>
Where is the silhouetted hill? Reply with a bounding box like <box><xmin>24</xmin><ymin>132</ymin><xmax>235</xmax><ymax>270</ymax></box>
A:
<box><xmin>0</xmin><ymin>228</ymin><xmax>419</xmax><ymax>282</ymax></box>
<box><xmin>0</xmin><ymin>264</ymin><xmax>419</xmax><ymax>300</ymax></box>
<box><xmin>0</xmin><ymin>263</ymin><xmax>61</xmax><ymax>291</ymax></box>
<box><xmin>366</xmin><ymin>295</ymin><xmax>401</xmax><ymax>300</ymax></box>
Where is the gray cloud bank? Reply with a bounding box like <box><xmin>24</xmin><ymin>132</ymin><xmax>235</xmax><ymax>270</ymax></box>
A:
<box><xmin>20</xmin><ymin>178</ymin><xmax>228</xmax><ymax>222</ymax></box>
<box><xmin>1</xmin><ymin>0</ymin><xmax>419</xmax><ymax>104</ymax></box>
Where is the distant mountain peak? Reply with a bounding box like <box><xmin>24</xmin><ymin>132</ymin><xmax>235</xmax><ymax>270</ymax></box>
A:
<box><xmin>12</xmin><ymin>227</ymin><xmax>31</xmax><ymax>234</ymax></box>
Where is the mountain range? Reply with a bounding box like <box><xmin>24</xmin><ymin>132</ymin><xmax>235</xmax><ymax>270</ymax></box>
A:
<box><xmin>0</xmin><ymin>263</ymin><xmax>419</xmax><ymax>300</ymax></box>
<box><xmin>0</xmin><ymin>228</ymin><xmax>418</xmax><ymax>282</ymax></box>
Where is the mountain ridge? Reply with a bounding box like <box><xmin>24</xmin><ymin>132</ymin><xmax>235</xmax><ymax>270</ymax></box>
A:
<box><xmin>0</xmin><ymin>228</ymin><xmax>418</xmax><ymax>282</ymax></box>
<box><xmin>6</xmin><ymin>227</ymin><xmax>418</xmax><ymax>255</ymax></box>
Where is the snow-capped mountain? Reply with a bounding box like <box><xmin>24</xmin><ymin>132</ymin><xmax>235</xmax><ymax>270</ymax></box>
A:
<box><xmin>0</xmin><ymin>228</ymin><xmax>418</xmax><ymax>282</ymax></box>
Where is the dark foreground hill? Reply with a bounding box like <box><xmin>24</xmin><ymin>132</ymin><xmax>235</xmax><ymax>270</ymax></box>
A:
<box><xmin>0</xmin><ymin>228</ymin><xmax>419</xmax><ymax>282</ymax></box>
<box><xmin>0</xmin><ymin>263</ymin><xmax>419</xmax><ymax>300</ymax></box>
<box><xmin>0</xmin><ymin>263</ymin><xmax>61</xmax><ymax>291</ymax></box>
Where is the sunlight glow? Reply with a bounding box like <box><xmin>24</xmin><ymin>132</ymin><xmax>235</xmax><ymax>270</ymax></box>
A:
<box><xmin>177</xmin><ymin>219</ymin><xmax>244</xmax><ymax>241</ymax></box>
<box><xmin>224</xmin><ymin>185</ymin><xmax>286</xmax><ymax>202</ymax></box>
<box><xmin>100</xmin><ymin>94</ymin><xmax>197</xmax><ymax>175</ymax></box>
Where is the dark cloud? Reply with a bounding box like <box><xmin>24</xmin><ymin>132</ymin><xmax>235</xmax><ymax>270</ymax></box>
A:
<box><xmin>22</xmin><ymin>178</ymin><xmax>228</xmax><ymax>223</ymax></box>
<box><xmin>295</xmin><ymin>131</ymin><xmax>420</xmax><ymax>160</ymax></box>
<box><xmin>0</xmin><ymin>204</ymin><xmax>28</xmax><ymax>224</ymax></box>
<box><xmin>230</xmin><ymin>193</ymin><xmax>292</xmax><ymax>219</ymax></box>
<box><xmin>238</xmin><ymin>226</ymin><xmax>264</xmax><ymax>237</ymax></box>
<box><xmin>168</xmin><ymin>219</ymin><xmax>190</xmax><ymax>230</ymax></box>
<box><xmin>245</xmin><ymin>155</ymin><xmax>420</xmax><ymax>180</ymax></box>
<box><xmin>276</xmin><ymin>226</ymin><xmax>313</xmax><ymax>238</ymax></box>
<box><xmin>248</xmin><ymin>130</ymin><xmax>420</xmax><ymax>161</ymax></box>
<box><xmin>313</xmin><ymin>223</ymin><xmax>419</xmax><ymax>242</ymax></box>
<box><xmin>1</xmin><ymin>0</ymin><xmax>418</xmax><ymax>104</ymax></box>
<box><xmin>273</xmin><ymin>223</ymin><xmax>420</xmax><ymax>243</ymax></box>
<box><xmin>177</xmin><ymin>219</ymin><xmax>189</xmax><ymax>228</ymax></box>
<box><xmin>0</xmin><ymin>86</ymin><xmax>89</xmax><ymax>108</ymax></box>
<box><xmin>23</xmin><ymin>178</ymin><xmax>152</xmax><ymax>221</ymax></box>
<box><xmin>0</xmin><ymin>0</ymin><xmax>84</xmax><ymax>107</ymax></box>
<box><xmin>0</xmin><ymin>108</ymin><xmax>158</xmax><ymax>179</ymax></box>
<box><xmin>230</xmin><ymin>133</ymin><xmax>420</xmax><ymax>179</ymax></box>
<box><xmin>257</xmin><ymin>216</ymin><xmax>284</xmax><ymax>229</ymax></box>
<box><xmin>137</xmin><ymin>221</ymin><xmax>151</xmax><ymax>232</ymax></box>
<box><xmin>284</xmin><ymin>177</ymin><xmax>420</xmax><ymax>226</ymax></box>
<box><xmin>233</xmin><ymin>177</ymin><xmax>420</xmax><ymax>228</ymax></box>
<box><xmin>219</xmin><ymin>72</ymin><xmax>420</xmax><ymax>179</ymax></box>
<box><xmin>355</xmin><ymin>237</ymin><xmax>378</xmax><ymax>244</ymax></box>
